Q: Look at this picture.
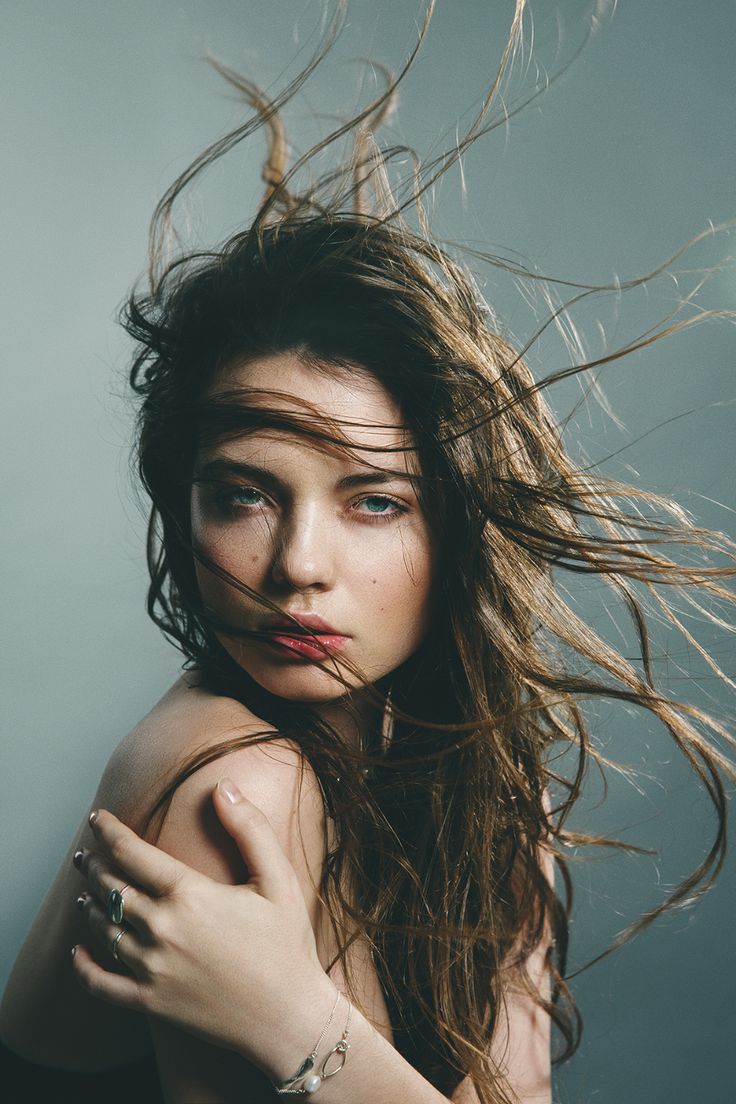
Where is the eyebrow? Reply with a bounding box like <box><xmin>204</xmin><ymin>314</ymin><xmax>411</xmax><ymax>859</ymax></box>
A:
<box><xmin>194</xmin><ymin>458</ymin><xmax>420</xmax><ymax>492</ymax></box>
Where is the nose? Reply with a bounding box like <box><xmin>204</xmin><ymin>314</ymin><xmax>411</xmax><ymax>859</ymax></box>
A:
<box><xmin>269</xmin><ymin>501</ymin><xmax>336</xmax><ymax>592</ymax></box>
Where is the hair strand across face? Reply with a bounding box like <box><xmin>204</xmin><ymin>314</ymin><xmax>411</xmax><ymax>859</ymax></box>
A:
<box><xmin>125</xmin><ymin>5</ymin><xmax>736</xmax><ymax>1099</ymax></box>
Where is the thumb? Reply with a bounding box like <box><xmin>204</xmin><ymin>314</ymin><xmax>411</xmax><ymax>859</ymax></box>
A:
<box><xmin>212</xmin><ymin>778</ymin><xmax>289</xmax><ymax>898</ymax></box>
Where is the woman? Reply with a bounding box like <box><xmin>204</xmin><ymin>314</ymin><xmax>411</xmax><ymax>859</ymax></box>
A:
<box><xmin>1</xmin><ymin>2</ymin><xmax>733</xmax><ymax>1101</ymax></box>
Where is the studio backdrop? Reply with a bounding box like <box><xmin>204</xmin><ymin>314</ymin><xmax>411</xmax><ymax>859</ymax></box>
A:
<box><xmin>2</xmin><ymin>3</ymin><xmax>734</xmax><ymax>1101</ymax></box>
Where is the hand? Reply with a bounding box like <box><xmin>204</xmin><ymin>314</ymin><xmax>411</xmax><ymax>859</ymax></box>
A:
<box><xmin>71</xmin><ymin>779</ymin><xmax>338</xmax><ymax>1080</ymax></box>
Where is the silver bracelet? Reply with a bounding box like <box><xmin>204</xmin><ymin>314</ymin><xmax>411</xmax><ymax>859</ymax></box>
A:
<box><xmin>273</xmin><ymin>992</ymin><xmax>352</xmax><ymax>1096</ymax></box>
<box><xmin>273</xmin><ymin>990</ymin><xmax>340</xmax><ymax>1095</ymax></box>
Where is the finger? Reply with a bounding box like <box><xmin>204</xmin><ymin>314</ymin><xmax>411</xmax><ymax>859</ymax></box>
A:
<box><xmin>80</xmin><ymin>896</ymin><xmax>144</xmax><ymax>973</ymax></box>
<box><xmin>212</xmin><ymin>778</ymin><xmax>292</xmax><ymax>899</ymax></box>
<box><xmin>75</xmin><ymin>852</ymin><xmax>149</xmax><ymax>932</ymax></box>
<box><xmin>71</xmin><ymin>944</ymin><xmax>146</xmax><ymax>1013</ymax></box>
<box><xmin>88</xmin><ymin>809</ymin><xmax>188</xmax><ymax>898</ymax></box>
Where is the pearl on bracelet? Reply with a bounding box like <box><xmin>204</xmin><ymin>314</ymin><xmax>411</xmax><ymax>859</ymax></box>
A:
<box><xmin>304</xmin><ymin>1073</ymin><xmax>322</xmax><ymax>1093</ymax></box>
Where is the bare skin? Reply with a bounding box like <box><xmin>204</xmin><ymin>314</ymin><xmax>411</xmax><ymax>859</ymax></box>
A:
<box><xmin>1</xmin><ymin>677</ymin><xmax>551</xmax><ymax>1102</ymax></box>
<box><xmin>72</xmin><ymin>787</ymin><xmax>553</xmax><ymax>1104</ymax></box>
<box><xmin>0</xmin><ymin>680</ymin><xmax>393</xmax><ymax>1074</ymax></box>
<box><xmin>1</xmin><ymin>354</ymin><xmax>551</xmax><ymax>1100</ymax></box>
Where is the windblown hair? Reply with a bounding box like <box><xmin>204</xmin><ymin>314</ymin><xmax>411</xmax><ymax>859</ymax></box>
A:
<box><xmin>126</xmin><ymin>3</ymin><xmax>735</xmax><ymax>1100</ymax></box>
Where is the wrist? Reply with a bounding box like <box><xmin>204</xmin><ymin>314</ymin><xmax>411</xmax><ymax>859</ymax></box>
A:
<box><xmin>256</xmin><ymin>970</ymin><xmax>343</xmax><ymax>1086</ymax></box>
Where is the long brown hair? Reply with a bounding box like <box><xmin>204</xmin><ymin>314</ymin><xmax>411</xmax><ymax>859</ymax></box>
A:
<box><xmin>125</xmin><ymin>3</ymin><xmax>735</xmax><ymax>1100</ymax></box>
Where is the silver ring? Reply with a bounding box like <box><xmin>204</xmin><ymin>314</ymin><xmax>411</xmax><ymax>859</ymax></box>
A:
<box><xmin>107</xmin><ymin>885</ymin><xmax>129</xmax><ymax>925</ymax></box>
<box><xmin>111</xmin><ymin>927</ymin><xmax>128</xmax><ymax>962</ymax></box>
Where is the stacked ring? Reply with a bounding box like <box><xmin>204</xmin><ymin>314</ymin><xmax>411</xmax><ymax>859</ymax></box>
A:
<box><xmin>111</xmin><ymin>928</ymin><xmax>128</xmax><ymax>961</ymax></box>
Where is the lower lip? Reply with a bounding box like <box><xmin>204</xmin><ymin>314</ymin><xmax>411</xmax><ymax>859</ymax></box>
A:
<box><xmin>265</xmin><ymin>633</ymin><xmax>350</xmax><ymax>660</ymax></box>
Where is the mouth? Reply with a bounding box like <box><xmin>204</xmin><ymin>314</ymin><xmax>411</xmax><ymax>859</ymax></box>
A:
<box><xmin>259</xmin><ymin>613</ymin><xmax>351</xmax><ymax>661</ymax></box>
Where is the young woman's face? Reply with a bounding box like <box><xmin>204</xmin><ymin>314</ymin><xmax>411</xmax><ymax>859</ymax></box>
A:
<box><xmin>190</xmin><ymin>352</ymin><xmax>435</xmax><ymax>702</ymax></box>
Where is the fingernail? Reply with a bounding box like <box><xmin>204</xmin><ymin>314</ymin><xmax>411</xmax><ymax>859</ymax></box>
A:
<box><xmin>73</xmin><ymin>849</ymin><xmax>84</xmax><ymax>869</ymax></box>
<box><xmin>218</xmin><ymin>777</ymin><xmax>242</xmax><ymax>804</ymax></box>
<box><xmin>71</xmin><ymin>945</ymin><xmax>77</xmax><ymax>959</ymax></box>
<box><xmin>88</xmin><ymin>810</ymin><xmax>98</xmax><ymax>828</ymax></box>
<box><xmin>76</xmin><ymin>894</ymin><xmax>87</xmax><ymax>911</ymax></box>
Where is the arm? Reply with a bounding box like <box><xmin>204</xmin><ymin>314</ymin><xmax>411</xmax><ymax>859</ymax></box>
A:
<box><xmin>72</xmin><ymin>758</ymin><xmax>554</xmax><ymax>1103</ymax></box>
<box><xmin>0</xmin><ymin>677</ymin><xmax>267</xmax><ymax>1070</ymax></box>
<box><xmin>150</xmin><ymin>750</ymin><xmax>453</xmax><ymax>1104</ymax></box>
<box><xmin>141</xmin><ymin>737</ymin><xmax>339</xmax><ymax>1102</ymax></box>
<box><xmin>0</xmin><ymin>776</ymin><xmax>152</xmax><ymax>1068</ymax></box>
<box><xmin>73</xmin><ymin>774</ymin><xmax>454</xmax><ymax>1103</ymax></box>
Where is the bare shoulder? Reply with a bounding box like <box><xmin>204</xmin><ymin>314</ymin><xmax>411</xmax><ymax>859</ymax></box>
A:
<box><xmin>98</xmin><ymin>675</ymin><xmax>316</xmax><ymax>832</ymax></box>
<box><xmin>0</xmin><ymin>674</ymin><xmax>327</xmax><ymax>1069</ymax></box>
<box><xmin>107</xmin><ymin>676</ymin><xmax>328</xmax><ymax>891</ymax></box>
<box><xmin>129</xmin><ymin>680</ymin><xmax>393</xmax><ymax>1050</ymax></box>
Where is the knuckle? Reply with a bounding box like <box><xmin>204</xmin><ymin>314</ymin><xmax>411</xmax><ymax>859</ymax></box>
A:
<box><xmin>142</xmin><ymin>949</ymin><xmax>165</xmax><ymax>982</ymax></box>
<box><xmin>166</xmin><ymin>867</ymin><xmax>186</xmax><ymax>898</ymax></box>
<box><xmin>143</xmin><ymin>911</ymin><xmax>160</xmax><ymax>941</ymax></box>
<box><xmin>109</xmin><ymin>834</ymin><xmax>131</xmax><ymax>868</ymax></box>
<box><xmin>146</xmin><ymin>908</ymin><xmax>170</xmax><ymax>944</ymax></box>
<box><xmin>83</xmin><ymin>853</ymin><xmax>102</xmax><ymax>884</ymax></box>
<box><xmin>133</xmin><ymin>909</ymin><xmax>154</xmax><ymax>940</ymax></box>
<box><xmin>240</xmin><ymin>803</ymin><xmax>267</xmax><ymax>830</ymax></box>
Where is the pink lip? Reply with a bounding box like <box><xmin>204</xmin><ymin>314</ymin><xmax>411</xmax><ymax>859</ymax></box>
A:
<box><xmin>260</xmin><ymin>613</ymin><xmax>350</xmax><ymax>661</ymax></box>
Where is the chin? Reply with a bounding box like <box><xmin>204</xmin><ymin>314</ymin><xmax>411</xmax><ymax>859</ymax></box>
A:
<box><xmin>220</xmin><ymin>640</ymin><xmax>359</xmax><ymax>702</ymax></box>
<box><xmin>255</xmin><ymin>673</ymin><xmax>357</xmax><ymax>703</ymax></box>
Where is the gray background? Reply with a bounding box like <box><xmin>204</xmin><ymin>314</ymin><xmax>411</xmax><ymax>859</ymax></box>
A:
<box><xmin>1</xmin><ymin>2</ymin><xmax>734</xmax><ymax>1101</ymax></box>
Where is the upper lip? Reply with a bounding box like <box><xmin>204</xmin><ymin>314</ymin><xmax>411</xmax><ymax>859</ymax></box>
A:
<box><xmin>261</xmin><ymin>613</ymin><xmax>347</xmax><ymax>636</ymax></box>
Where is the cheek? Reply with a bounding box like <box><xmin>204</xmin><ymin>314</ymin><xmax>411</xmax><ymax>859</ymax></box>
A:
<box><xmin>359</xmin><ymin>530</ymin><xmax>435</xmax><ymax>629</ymax></box>
<box><xmin>191</xmin><ymin>526</ymin><xmax>268</xmax><ymax>614</ymax></box>
<box><xmin>192</xmin><ymin>506</ymin><xmax>272</xmax><ymax>575</ymax></box>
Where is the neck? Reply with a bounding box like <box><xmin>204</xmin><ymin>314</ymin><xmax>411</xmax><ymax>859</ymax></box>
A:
<box><xmin>312</xmin><ymin>692</ymin><xmax>376</xmax><ymax>752</ymax></box>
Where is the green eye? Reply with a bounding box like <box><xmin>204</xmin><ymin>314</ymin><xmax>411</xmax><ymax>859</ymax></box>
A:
<box><xmin>214</xmin><ymin>486</ymin><xmax>268</xmax><ymax>512</ymax></box>
<box><xmin>231</xmin><ymin>487</ymin><xmax>265</xmax><ymax>506</ymax></box>
<box><xmin>363</xmin><ymin>496</ymin><xmax>392</xmax><ymax>512</ymax></box>
<box><xmin>355</xmin><ymin>495</ymin><xmax>406</xmax><ymax>519</ymax></box>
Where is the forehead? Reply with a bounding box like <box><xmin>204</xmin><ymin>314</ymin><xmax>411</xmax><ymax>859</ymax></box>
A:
<box><xmin>210</xmin><ymin>351</ymin><xmax>415</xmax><ymax>466</ymax></box>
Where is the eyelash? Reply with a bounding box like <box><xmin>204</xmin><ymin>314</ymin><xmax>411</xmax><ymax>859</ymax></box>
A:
<box><xmin>211</xmin><ymin>486</ymin><xmax>408</xmax><ymax>523</ymax></box>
